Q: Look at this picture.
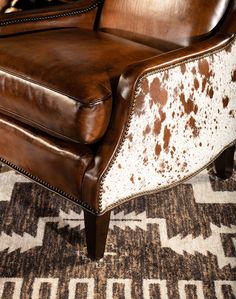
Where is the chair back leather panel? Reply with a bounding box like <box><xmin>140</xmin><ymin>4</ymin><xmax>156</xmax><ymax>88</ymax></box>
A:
<box><xmin>220</xmin><ymin>0</ymin><xmax>236</xmax><ymax>33</ymax></box>
<box><xmin>99</xmin><ymin>0</ymin><xmax>231</xmax><ymax>48</ymax></box>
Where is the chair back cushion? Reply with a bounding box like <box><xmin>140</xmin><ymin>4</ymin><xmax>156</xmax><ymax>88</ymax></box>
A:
<box><xmin>99</xmin><ymin>0</ymin><xmax>231</xmax><ymax>49</ymax></box>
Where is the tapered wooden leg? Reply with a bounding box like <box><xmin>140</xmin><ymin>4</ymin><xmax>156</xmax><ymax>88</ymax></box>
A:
<box><xmin>214</xmin><ymin>145</ymin><xmax>235</xmax><ymax>179</ymax></box>
<box><xmin>84</xmin><ymin>210</ymin><xmax>111</xmax><ymax>261</ymax></box>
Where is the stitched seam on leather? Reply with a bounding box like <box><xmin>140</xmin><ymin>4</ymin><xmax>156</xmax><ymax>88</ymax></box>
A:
<box><xmin>0</xmin><ymin>66</ymin><xmax>112</xmax><ymax>107</ymax></box>
<box><xmin>0</xmin><ymin>105</ymin><xmax>85</xmax><ymax>144</ymax></box>
<box><xmin>0</xmin><ymin>156</ymin><xmax>97</xmax><ymax>214</ymax></box>
<box><xmin>97</xmin><ymin>35</ymin><xmax>236</xmax><ymax>214</ymax></box>
<box><xmin>0</xmin><ymin>0</ymin><xmax>102</xmax><ymax>26</ymax></box>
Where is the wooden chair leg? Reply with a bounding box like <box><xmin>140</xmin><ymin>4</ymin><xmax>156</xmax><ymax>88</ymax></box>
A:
<box><xmin>84</xmin><ymin>210</ymin><xmax>111</xmax><ymax>261</ymax></box>
<box><xmin>214</xmin><ymin>145</ymin><xmax>235</xmax><ymax>179</ymax></box>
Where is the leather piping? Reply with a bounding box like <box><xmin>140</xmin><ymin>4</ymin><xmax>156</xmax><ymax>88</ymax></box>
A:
<box><xmin>97</xmin><ymin>36</ymin><xmax>236</xmax><ymax>214</ymax></box>
<box><xmin>0</xmin><ymin>106</ymin><xmax>85</xmax><ymax>144</ymax></box>
<box><xmin>0</xmin><ymin>0</ymin><xmax>103</xmax><ymax>27</ymax></box>
<box><xmin>0</xmin><ymin>66</ymin><xmax>112</xmax><ymax>107</ymax></box>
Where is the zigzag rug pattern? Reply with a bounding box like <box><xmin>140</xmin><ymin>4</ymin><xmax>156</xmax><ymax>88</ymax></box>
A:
<box><xmin>0</xmin><ymin>160</ymin><xmax>235</xmax><ymax>299</ymax></box>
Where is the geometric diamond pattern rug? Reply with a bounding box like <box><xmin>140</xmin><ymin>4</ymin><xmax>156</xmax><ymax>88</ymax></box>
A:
<box><xmin>0</xmin><ymin>159</ymin><xmax>235</xmax><ymax>299</ymax></box>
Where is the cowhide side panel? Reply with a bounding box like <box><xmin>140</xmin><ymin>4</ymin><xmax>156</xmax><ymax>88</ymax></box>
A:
<box><xmin>99</xmin><ymin>38</ymin><xmax>236</xmax><ymax>213</ymax></box>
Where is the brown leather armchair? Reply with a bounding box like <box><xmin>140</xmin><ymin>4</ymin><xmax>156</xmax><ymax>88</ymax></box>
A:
<box><xmin>0</xmin><ymin>0</ymin><xmax>235</xmax><ymax>260</ymax></box>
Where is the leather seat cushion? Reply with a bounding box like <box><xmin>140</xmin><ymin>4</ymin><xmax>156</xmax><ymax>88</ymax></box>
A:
<box><xmin>0</xmin><ymin>28</ymin><xmax>162</xmax><ymax>144</ymax></box>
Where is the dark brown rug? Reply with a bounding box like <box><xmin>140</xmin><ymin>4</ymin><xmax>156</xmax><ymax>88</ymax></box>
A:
<box><xmin>0</xmin><ymin>161</ymin><xmax>235</xmax><ymax>299</ymax></box>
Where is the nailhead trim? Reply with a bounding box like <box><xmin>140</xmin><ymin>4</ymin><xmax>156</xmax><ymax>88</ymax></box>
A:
<box><xmin>0</xmin><ymin>139</ymin><xmax>235</xmax><ymax>217</ymax></box>
<box><xmin>97</xmin><ymin>36</ymin><xmax>236</xmax><ymax>214</ymax></box>
<box><xmin>0</xmin><ymin>0</ymin><xmax>102</xmax><ymax>27</ymax></box>
<box><xmin>98</xmin><ymin>139</ymin><xmax>236</xmax><ymax>215</ymax></box>
<box><xmin>0</xmin><ymin>156</ymin><xmax>97</xmax><ymax>214</ymax></box>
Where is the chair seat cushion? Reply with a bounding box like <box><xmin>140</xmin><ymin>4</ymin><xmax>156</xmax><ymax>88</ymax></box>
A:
<box><xmin>0</xmin><ymin>28</ymin><xmax>161</xmax><ymax>143</ymax></box>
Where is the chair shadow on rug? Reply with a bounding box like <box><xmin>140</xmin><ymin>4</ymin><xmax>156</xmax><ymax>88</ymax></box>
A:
<box><xmin>0</xmin><ymin>0</ymin><xmax>235</xmax><ymax>260</ymax></box>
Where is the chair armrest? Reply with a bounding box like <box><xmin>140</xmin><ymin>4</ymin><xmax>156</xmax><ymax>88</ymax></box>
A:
<box><xmin>0</xmin><ymin>0</ymin><xmax>101</xmax><ymax>36</ymax></box>
<box><xmin>120</xmin><ymin>33</ymin><xmax>235</xmax><ymax>100</ymax></box>
<box><xmin>82</xmin><ymin>33</ymin><xmax>236</xmax><ymax>214</ymax></box>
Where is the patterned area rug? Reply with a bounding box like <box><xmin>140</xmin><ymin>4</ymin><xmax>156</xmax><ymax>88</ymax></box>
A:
<box><xmin>0</xmin><ymin>159</ymin><xmax>235</xmax><ymax>299</ymax></box>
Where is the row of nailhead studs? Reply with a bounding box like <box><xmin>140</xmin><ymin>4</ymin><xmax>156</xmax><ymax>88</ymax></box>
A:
<box><xmin>0</xmin><ymin>0</ymin><xmax>103</xmax><ymax>26</ymax></box>
<box><xmin>0</xmin><ymin>156</ymin><xmax>97</xmax><ymax>214</ymax></box>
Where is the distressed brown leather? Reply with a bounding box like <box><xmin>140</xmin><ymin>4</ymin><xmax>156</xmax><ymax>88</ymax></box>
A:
<box><xmin>0</xmin><ymin>0</ymin><xmax>235</xmax><ymax>216</ymax></box>
<box><xmin>0</xmin><ymin>0</ymin><xmax>100</xmax><ymax>36</ymax></box>
<box><xmin>0</xmin><ymin>113</ymin><xmax>93</xmax><ymax>203</ymax></box>
<box><xmin>99</xmin><ymin>0</ymin><xmax>231</xmax><ymax>49</ymax></box>
<box><xmin>0</xmin><ymin>27</ymin><xmax>161</xmax><ymax>144</ymax></box>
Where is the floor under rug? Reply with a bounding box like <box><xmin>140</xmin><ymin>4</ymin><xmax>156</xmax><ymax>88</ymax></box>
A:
<box><xmin>0</xmin><ymin>159</ymin><xmax>235</xmax><ymax>299</ymax></box>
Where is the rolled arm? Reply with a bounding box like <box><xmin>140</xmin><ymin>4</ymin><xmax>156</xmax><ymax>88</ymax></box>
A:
<box><xmin>0</xmin><ymin>0</ymin><xmax>102</xmax><ymax>36</ymax></box>
<box><xmin>82</xmin><ymin>33</ymin><xmax>236</xmax><ymax>214</ymax></box>
<box><xmin>121</xmin><ymin>33</ymin><xmax>235</xmax><ymax>99</ymax></box>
